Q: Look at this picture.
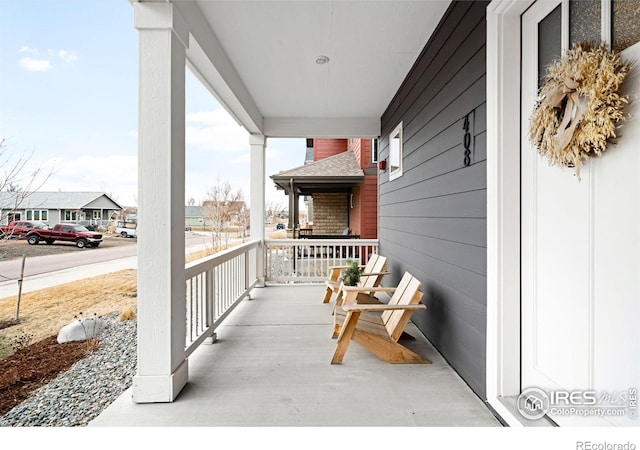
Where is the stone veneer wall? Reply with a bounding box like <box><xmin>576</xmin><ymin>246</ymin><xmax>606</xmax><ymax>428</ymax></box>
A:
<box><xmin>312</xmin><ymin>193</ymin><xmax>348</xmax><ymax>234</ymax></box>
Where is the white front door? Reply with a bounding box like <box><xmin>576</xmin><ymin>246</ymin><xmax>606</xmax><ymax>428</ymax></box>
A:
<box><xmin>521</xmin><ymin>1</ymin><xmax>640</xmax><ymax>427</ymax></box>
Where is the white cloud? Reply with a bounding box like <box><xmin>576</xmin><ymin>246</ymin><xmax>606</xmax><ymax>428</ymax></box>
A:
<box><xmin>40</xmin><ymin>154</ymin><xmax>138</xmax><ymax>206</ymax></box>
<box><xmin>186</xmin><ymin>109</ymin><xmax>249</xmax><ymax>153</ymax></box>
<box><xmin>17</xmin><ymin>46</ymin><xmax>77</xmax><ymax>72</ymax></box>
<box><xmin>19</xmin><ymin>57</ymin><xmax>53</xmax><ymax>72</ymax></box>
<box><xmin>18</xmin><ymin>45</ymin><xmax>37</xmax><ymax>55</ymax></box>
<box><xmin>57</xmin><ymin>50</ymin><xmax>77</xmax><ymax>62</ymax></box>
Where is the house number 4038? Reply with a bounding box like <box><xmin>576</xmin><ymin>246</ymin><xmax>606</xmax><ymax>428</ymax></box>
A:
<box><xmin>463</xmin><ymin>112</ymin><xmax>472</xmax><ymax>167</ymax></box>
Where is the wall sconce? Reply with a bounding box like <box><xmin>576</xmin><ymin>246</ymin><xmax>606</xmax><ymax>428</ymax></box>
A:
<box><xmin>378</xmin><ymin>160</ymin><xmax>387</xmax><ymax>171</ymax></box>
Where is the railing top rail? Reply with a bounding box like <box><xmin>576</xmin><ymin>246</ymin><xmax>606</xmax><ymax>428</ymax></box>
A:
<box><xmin>264</xmin><ymin>238</ymin><xmax>379</xmax><ymax>245</ymax></box>
<box><xmin>185</xmin><ymin>239</ymin><xmax>260</xmax><ymax>279</ymax></box>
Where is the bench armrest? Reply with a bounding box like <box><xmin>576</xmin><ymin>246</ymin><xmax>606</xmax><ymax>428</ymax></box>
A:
<box><xmin>341</xmin><ymin>304</ymin><xmax>426</xmax><ymax>313</ymax></box>
<box><xmin>328</xmin><ymin>264</ymin><xmax>367</xmax><ymax>271</ymax></box>
<box><xmin>341</xmin><ymin>286</ymin><xmax>396</xmax><ymax>293</ymax></box>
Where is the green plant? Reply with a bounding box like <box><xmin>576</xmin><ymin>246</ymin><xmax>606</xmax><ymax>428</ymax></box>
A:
<box><xmin>341</xmin><ymin>259</ymin><xmax>362</xmax><ymax>286</ymax></box>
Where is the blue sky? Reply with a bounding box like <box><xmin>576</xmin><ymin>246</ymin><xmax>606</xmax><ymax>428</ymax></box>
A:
<box><xmin>0</xmin><ymin>0</ymin><xmax>304</xmax><ymax>208</ymax></box>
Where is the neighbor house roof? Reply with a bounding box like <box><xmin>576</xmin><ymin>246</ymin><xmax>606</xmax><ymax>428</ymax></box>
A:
<box><xmin>0</xmin><ymin>192</ymin><xmax>124</xmax><ymax>210</ymax></box>
<box><xmin>185</xmin><ymin>205</ymin><xmax>203</xmax><ymax>217</ymax></box>
<box><xmin>270</xmin><ymin>150</ymin><xmax>364</xmax><ymax>195</ymax></box>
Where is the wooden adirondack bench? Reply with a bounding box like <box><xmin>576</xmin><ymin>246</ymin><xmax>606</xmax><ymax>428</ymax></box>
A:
<box><xmin>322</xmin><ymin>253</ymin><xmax>389</xmax><ymax>305</ymax></box>
<box><xmin>331</xmin><ymin>271</ymin><xmax>430</xmax><ymax>364</ymax></box>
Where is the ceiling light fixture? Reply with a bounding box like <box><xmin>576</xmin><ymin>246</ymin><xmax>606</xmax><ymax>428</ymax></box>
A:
<box><xmin>315</xmin><ymin>55</ymin><xmax>330</xmax><ymax>65</ymax></box>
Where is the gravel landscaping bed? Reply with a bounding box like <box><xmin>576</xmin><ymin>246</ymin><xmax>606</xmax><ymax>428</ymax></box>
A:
<box><xmin>0</xmin><ymin>312</ymin><xmax>137</xmax><ymax>427</ymax></box>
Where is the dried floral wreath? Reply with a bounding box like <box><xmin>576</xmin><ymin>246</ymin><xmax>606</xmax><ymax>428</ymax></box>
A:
<box><xmin>528</xmin><ymin>42</ymin><xmax>631</xmax><ymax>178</ymax></box>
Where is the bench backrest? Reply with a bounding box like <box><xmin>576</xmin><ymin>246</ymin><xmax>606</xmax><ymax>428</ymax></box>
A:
<box><xmin>382</xmin><ymin>272</ymin><xmax>423</xmax><ymax>341</ymax></box>
<box><xmin>358</xmin><ymin>254</ymin><xmax>387</xmax><ymax>290</ymax></box>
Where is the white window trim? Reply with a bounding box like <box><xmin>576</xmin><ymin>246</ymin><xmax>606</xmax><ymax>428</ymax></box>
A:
<box><xmin>370</xmin><ymin>138</ymin><xmax>379</xmax><ymax>164</ymax></box>
<box><xmin>389</xmin><ymin>122</ymin><xmax>403</xmax><ymax>181</ymax></box>
<box><xmin>65</xmin><ymin>210</ymin><xmax>79</xmax><ymax>221</ymax></box>
<box><xmin>26</xmin><ymin>209</ymin><xmax>48</xmax><ymax>221</ymax></box>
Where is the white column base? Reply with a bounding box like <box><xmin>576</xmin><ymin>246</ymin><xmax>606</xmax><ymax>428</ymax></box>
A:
<box><xmin>132</xmin><ymin>358</ymin><xmax>189</xmax><ymax>403</ymax></box>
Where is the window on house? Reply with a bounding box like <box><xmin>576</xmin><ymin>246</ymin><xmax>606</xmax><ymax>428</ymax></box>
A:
<box><xmin>371</xmin><ymin>138</ymin><xmax>379</xmax><ymax>163</ymax></box>
<box><xmin>65</xmin><ymin>210</ymin><xmax>78</xmax><ymax>221</ymax></box>
<box><xmin>389</xmin><ymin>122</ymin><xmax>403</xmax><ymax>181</ymax></box>
<box><xmin>26</xmin><ymin>210</ymin><xmax>47</xmax><ymax>221</ymax></box>
<box><xmin>93</xmin><ymin>210</ymin><xmax>102</xmax><ymax>220</ymax></box>
<box><xmin>612</xmin><ymin>0</ymin><xmax>640</xmax><ymax>52</ymax></box>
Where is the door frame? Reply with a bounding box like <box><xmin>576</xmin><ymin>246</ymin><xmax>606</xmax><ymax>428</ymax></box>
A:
<box><xmin>486</xmin><ymin>0</ymin><xmax>537</xmax><ymax>426</ymax></box>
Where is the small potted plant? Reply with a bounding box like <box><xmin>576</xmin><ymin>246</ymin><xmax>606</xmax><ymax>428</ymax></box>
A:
<box><xmin>341</xmin><ymin>259</ymin><xmax>362</xmax><ymax>286</ymax></box>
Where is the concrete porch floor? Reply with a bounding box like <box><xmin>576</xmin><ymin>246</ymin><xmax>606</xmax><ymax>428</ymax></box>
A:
<box><xmin>90</xmin><ymin>284</ymin><xmax>502</xmax><ymax>427</ymax></box>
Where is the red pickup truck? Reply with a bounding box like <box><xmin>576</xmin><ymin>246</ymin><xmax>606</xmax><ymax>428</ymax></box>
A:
<box><xmin>25</xmin><ymin>223</ymin><xmax>103</xmax><ymax>248</ymax></box>
<box><xmin>0</xmin><ymin>220</ymin><xmax>50</xmax><ymax>238</ymax></box>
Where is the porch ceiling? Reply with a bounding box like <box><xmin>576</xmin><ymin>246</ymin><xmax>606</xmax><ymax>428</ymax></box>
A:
<box><xmin>166</xmin><ymin>0</ymin><xmax>451</xmax><ymax>138</ymax></box>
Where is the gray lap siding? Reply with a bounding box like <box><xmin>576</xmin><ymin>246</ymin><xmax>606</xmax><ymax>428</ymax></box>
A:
<box><xmin>379</xmin><ymin>0</ymin><xmax>489</xmax><ymax>398</ymax></box>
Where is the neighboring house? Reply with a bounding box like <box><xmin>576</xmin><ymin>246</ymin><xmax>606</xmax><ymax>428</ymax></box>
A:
<box><xmin>270</xmin><ymin>138</ymin><xmax>378</xmax><ymax>238</ymax></box>
<box><xmin>185</xmin><ymin>202</ymin><xmax>248</xmax><ymax>230</ymax></box>
<box><xmin>185</xmin><ymin>205</ymin><xmax>205</xmax><ymax>229</ymax></box>
<box><xmin>131</xmin><ymin>0</ymin><xmax>639</xmax><ymax>428</ymax></box>
<box><xmin>0</xmin><ymin>191</ymin><xmax>123</xmax><ymax>229</ymax></box>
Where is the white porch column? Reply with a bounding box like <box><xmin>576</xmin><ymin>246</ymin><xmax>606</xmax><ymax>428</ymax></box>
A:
<box><xmin>133</xmin><ymin>2</ymin><xmax>189</xmax><ymax>403</ymax></box>
<box><xmin>249</xmin><ymin>134</ymin><xmax>266</xmax><ymax>286</ymax></box>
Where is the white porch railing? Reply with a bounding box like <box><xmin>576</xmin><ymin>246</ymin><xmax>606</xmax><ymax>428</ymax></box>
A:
<box><xmin>184</xmin><ymin>239</ymin><xmax>259</xmax><ymax>357</ymax></box>
<box><xmin>183</xmin><ymin>238</ymin><xmax>378</xmax><ymax>356</ymax></box>
<box><xmin>265</xmin><ymin>238</ymin><xmax>379</xmax><ymax>284</ymax></box>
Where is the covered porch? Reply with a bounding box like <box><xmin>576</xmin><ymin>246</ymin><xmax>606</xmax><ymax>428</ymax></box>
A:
<box><xmin>91</xmin><ymin>283</ymin><xmax>500</xmax><ymax>427</ymax></box>
<box><xmin>127</xmin><ymin>0</ymin><xmax>639</xmax><ymax>432</ymax></box>
<box><xmin>131</xmin><ymin>0</ymin><xmax>453</xmax><ymax>407</ymax></box>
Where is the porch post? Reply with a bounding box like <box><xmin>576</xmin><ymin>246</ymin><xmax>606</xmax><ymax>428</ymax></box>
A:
<box><xmin>133</xmin><ymin>2</ymin><xmax>189</xmax><ymax>403</ymax></box>
<box><xmin>249</xmin><ymin>134</ymin><xmax>266</xmax><ymax>286</ymax></box>
<box><xmin>287</xmin><ymin>179</ymin><xmax>299</xmax><ymax>232</ymax></box>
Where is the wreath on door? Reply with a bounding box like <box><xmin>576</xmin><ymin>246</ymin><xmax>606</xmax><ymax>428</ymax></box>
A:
<box><xmin>528</xmin><ymin>42</ymin><xmax>631</xmax><ymax>178</ymax></box>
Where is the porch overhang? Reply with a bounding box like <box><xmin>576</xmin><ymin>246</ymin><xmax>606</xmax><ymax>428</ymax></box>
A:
<box><xmin>134</xmin><ymin>0</ymin><xmax>451</xmax><ymax>139</ymax></box>
<box><xmin>271</xmin><ymin>175</ymin><xmax>364</xmax><ymax>196</ymax></box>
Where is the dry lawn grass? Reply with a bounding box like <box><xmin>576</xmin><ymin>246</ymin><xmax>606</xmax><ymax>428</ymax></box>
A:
<box><xmin>0</xmin><ymin>241</ymin><xmax>277</xmax><ymax>359</ymax></box>
<box><xmin>268</xmin><ymin>230</ymin><xmax>288</xmax><ymax>239</ymax></box>
<box><xmin>186</xmin><ymin>247</ymin><xmax>223</xmax><ymax>263</ymax></box>
<box><xmin>0</xmin><ymin>269</ymin><xmax>137</xmax><ymax>359</ymax></box>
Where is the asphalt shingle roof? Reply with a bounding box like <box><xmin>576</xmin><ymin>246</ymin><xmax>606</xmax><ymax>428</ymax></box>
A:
<box><xmin>272</xmin><ymin>150</ymin><xmax>363</xmax><ymax>179</ymax></box>
<box><xmin>0</xmin><ymin>192</ymin><xmax>122</xmax><ymax>210</ymax></box>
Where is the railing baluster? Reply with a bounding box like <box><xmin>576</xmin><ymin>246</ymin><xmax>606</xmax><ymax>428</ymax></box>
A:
<box><xmin>263</xmin><ymin>238</ymin><xmax>379</xmax><ymax>284</ymax></box>
<box><xmin>184</xmin><ymin>240</ymin><xmax>260</xmax><ymax>358</ymax></box>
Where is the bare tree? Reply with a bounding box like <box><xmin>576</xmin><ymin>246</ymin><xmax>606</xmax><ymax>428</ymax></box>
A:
<box><xmin>0</xmin><ymin>139</ymin><xmax>54</xmax><ymax>316</ymax></box>
<box><xmin>0</xmin><ymin>138</ymin><xmax>54</xmax><ymax>235</ymax></box>
<box><xmin>203</xmin><ymin>179</ymin><xmax>245</xmax><ymax>252</ymax></box>
<box><xmin>265</xmin><ymin>201</ymin><xmax>285</xmax><ymax>222</ymax></box>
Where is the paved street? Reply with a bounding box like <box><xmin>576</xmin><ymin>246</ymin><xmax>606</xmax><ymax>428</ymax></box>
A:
<box><xmin>0</xmin><ymin>232</ymin><xmax>215</xmax><ymax>298</ymax></box>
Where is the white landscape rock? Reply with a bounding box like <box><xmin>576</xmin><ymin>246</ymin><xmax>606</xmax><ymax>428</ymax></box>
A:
<box><xmin>57</xmin><ymin>316</ymin><xmax>106</xmax><ymax>344</ymax></box>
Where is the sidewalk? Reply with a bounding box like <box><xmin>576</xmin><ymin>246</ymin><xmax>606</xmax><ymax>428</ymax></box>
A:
<box><xmin>0</xmin><ymin>256</ymin><xmax>137</xmax><ymax>299</ymax></box>
<box><xmin>0</xmin><ymin>235</ymin><xmax>215</xmax><ymax>299</ymax></box>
